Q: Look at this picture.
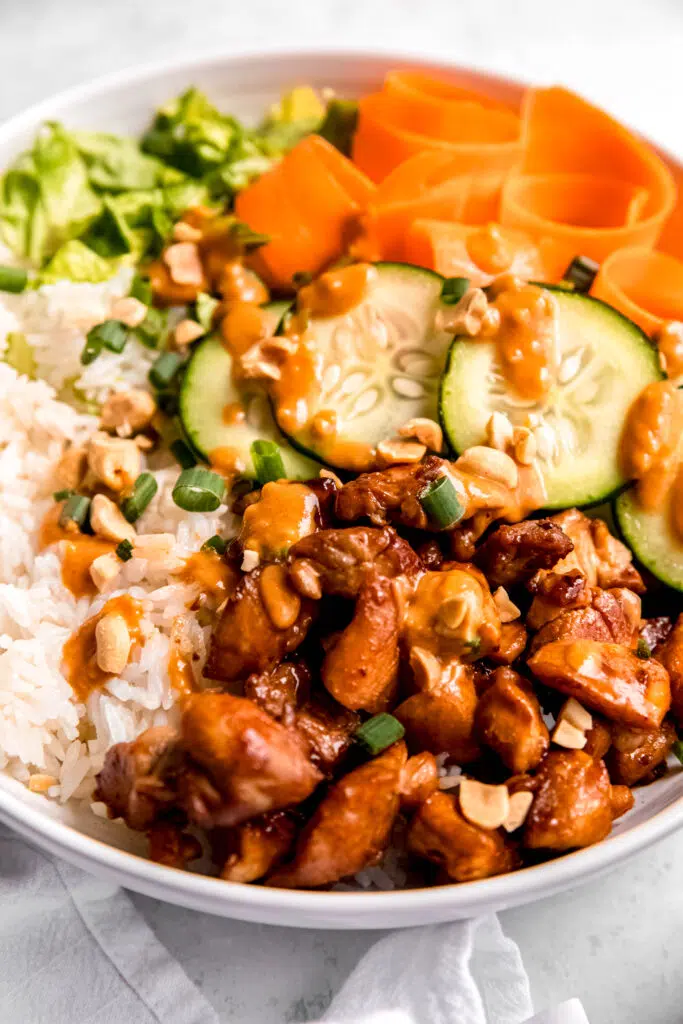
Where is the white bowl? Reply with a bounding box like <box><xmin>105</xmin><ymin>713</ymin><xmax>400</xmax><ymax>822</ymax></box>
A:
<box><xmin>1</xmin><ymin>49</ymin><xmax>682</xmax><ymax>929</ymax></box>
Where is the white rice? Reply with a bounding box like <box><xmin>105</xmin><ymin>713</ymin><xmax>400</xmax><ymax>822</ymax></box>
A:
<box><xmin>0</xmin><ymin>272</ymin><xmax>238</xmax><ymax>810</ymax></box>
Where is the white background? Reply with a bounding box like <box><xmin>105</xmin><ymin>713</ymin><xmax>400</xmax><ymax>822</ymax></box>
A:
<box><xmin>1</xmin><ymin>0</ymin><xmax>683</xmax><ymax>1020</ymax></box>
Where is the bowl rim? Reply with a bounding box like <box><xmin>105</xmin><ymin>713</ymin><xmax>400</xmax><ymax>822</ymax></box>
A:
<box><xmin>1</xmin><ymin>46</ymin><xmax>682</xmax><ymax>925</ymax></box>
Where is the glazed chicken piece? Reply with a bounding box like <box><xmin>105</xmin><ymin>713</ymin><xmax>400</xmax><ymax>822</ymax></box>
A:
<box><xmin>639</xmin><ymin>617</ymin><xmax>673</xmax><ymax>654</ymax></box>
<box><xmin>95</xmin><ymin>725</ymin><xmax>178</xmax><ymax>831</ymax></box>
<box><xmin>474</xmin><ymin>518</ymin><xmax>574</xmax><ymax>589</ymax></box>
<box><xmin>407</xmin><ymin>791</ymin><xmax>520</xmax><ymax>882</ymax></box>
<box><xmin>475</xmin><ymin>667</ymin><xmax>549</xmax><ymax>773</ymax></box>
<box><xmin>606</xmin><ymin>721</ymin><xmax>677</xmax><ymax>787</ymax></box>
<box><xmin>524</xmin><ymin>750</ymin><xmax>621</xmax><ymax>851</ymax></box>
<box><xmin>293</xmin><ymin>697</ymin><xmax>361</xmax><ymax>774</ymax></box>
<box><xmin>178</xmin><ymin>693</ymin><xmax>322</xmax><ymax>828</ymax></box>
<box><xmin>244</xmin><ymin>660</ymin><xmax>312</xmax><ymax>720</ymax></box>
<box><xmin>398</xmin><ymin>752</ymin><xmax>439</xmax><ymax>811</ymax></box>
<box><xmin>322</xmin><ymin>571</ymin><xmax>401</xmax><ymax>713</ymax></box>
<box><xmin>528</xmin><ymin>639</ymin><xmax>671</xmax><ymax>729</ymax></box>
<box><xmin>395</xmin><ymin>679</ymin><xmax>481</xmax><ymax>764</ymax></box>
<box><xmin>206</xmin><ymin>568</ymin><xmax>317</xmax><ymax>682</ymax></box>
<box><xmin>583</xmin><ymin>716</ymin><xmax>612</xmax><ymax>760</ymax></box>
<box><xmin>489</xmin><ymin>621</ymin><xmax>528</xmax><ymax>665</ymax></box>
<box><xmin>289</xmin><ymin>525</ymin><xmax>421</xmax><ymax>600</ymax></box>
<box><xmin>526</xmin><ymin>569</ymin><xmax>592</xmax><ymax>629</ymax></box>
<box><xmin>655</xmin><ymin>614</ymin><xmax>683</xmax><ymax>727</ymax></box>
<box><xmin>267</xmin><ymin>741</ymin><xmax>407</xmax><ymax>888</ymax></box>
<box><xmin>148</xmin><ymin>822</ymin><xmax>202</xmax><ymax>869</ymax></box>
<box><xmin>334</xmin><ymin>455</ymin><xmax>448</xmax><ymax>531</ymax></box>
<box><xmin>545</xmin><ymin>509</ymin><xmax>645</xmax><ymax>593</ymax></box>
<box><xmin>218</xmin><ymin>811</ymin><xmax>297</xmax><ymax>883</ymax></box>
<box><xmin>529</xmin><ymin>587</ymin><xmax>642</xmax><ymax>655</ymax></box>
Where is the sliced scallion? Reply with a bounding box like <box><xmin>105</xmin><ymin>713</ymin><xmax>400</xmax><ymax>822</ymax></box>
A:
<box><xmin>170</xmin><ymin>438</ymin><xmax>197</xmax><ymax>469</ymax></box>
<box><xmin>562</xmin><ymin>255</ymin><xmax>599</xmax><ymax>294</ymax></box>
<box><xmin>440</xmin><ymin>277</ymin><xmax>470</xmax><ymax>305</ymax></box>
<box><xmin>0</xmin><ymin>265</ymin><xmax>28</xmax><ymax>294</ymax></box>
<box><xmin>672</xmin><ymin>740</ymin><xmax>683</xmax><ymax>765</ymax></box>
<box><xmin>419</xmin><ymin>475</ymin><xmax>465</xmax><ymax>529</ymax></box>
<box><xmin>130</xmin><ymin>274</ymin><xmax>153</xmax><ymax>305</ymax></box>
<box><xmin>195</xmin><ymin>292</ymin><xmax>220</xmax><ymax>332</ymax></box>
<box><xmin>636</xmin><ymin>637</ymin><xmax>652</xmax><ymax>660</ymax></box>
<box><xmin>202</xmin><ymin>534</ymin><xmax>228</xmax><ymax>555</ymax></box>
<box><xmin>172</xmin><ymin>468</ymin><xmax>225</xmax><ymax>512</ymax></box>
<box><xmin>135</xmin><ymin>307</ymin><xmax>167</xmax><ymax>349</ymax></box>
<box><xmin>230</xmin><ymin>220</ymin><xmax>271</xmax><ymax>250</ymax></box>
<box><xmin>149</xmin><ymin>351</ymin><xmax>183</xmax><ymax>389</ymax></box>
<box><xmin>116</xmin><ymin>538</ymin><xmax>134</xmax><ymax>562</ymax></box>
<box><xmin>319</xmin><ymin>99</ymin><xmax>359</xmax><ymax>156</ymax></box>
<box><xmin>121</xmin><ymin>472</ymin><xmax>158</xmax><ymax>523</ymax></box>
<box><xmin>53</xmin><ymin>488</ymin><xmax>75</xmax><ymax>502</ymax></box>
<box><xmin>354</xmin><ymin>714</ymin><xmax>405</xmax><ymax>756</ymax></box>
<box><xmin>59</xmin><ymin>494</ymin><xmax>91</xmax><ymax>530</ymax></box>
<box><xmin>81</xmin><ymin>320</ymin><xmax>128</xmax><ymax>364</ymax></box>
<box><xmin>251</xmin><ymin>440</ymin><xmax>286</xmax><ymax>485</ymax></box>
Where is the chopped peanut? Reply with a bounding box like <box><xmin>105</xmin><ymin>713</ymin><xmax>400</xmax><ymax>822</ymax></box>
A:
<box><xmin>493</xmin><ymin>586</ymin><xmax>521</xmax><ymax>623</ymax></box>
<box><xmin>376</xmin><ymin>439</ymin><xmax>427</xmax><ymax>466</ymax></box>
<box><xmin>174</xmin><ymin>319</ymin><xmax>205</xmax><ymax>349</ymax></box>
<box><xmin>558</xmin><ymin>697</ymin><xmax>593</xmax><ymax>733</ymax></box>
<box><xmin>90</xmin><ymin>551</ymin><xmax>122</xmax><ymax>592</ymax></box>
<box><xmin>459</xmin><ymin>778</ymin><xmax>510</xmax><ymax>830</ymax></box>
<box><xmin>100</xmin><ymin>389</ymin><xmax>157</xmax><ymax>436</ymax></box>
<box><xmin>163</xmin><ymin>242</ymin><xmax>204</xmax><ymax>287</ymax></box>
<box><xmin>503</xmin><ymin>790</ymin><xmax>534</xmax><ymax>832</ymax></box>
<box><xmin>110</xmin><ymin>297</ymin><xmax>148</xmax><ymax>328</ymax></box>
<box><xmin>552</xmin><ymin>718</ymin><xmax>588</xmax><ymax>750</ymax></box>
<box><xmin>486</xmin><ymin>411</ymin><xmax>514</xmax><ymax>452</ymax></box>
<box><xmin>90</xmin><ymin>494</ymin><xmax>136</xmax><ymax>543</ymax></box>
<box><xmin>241</xmin><ymin>549</ymin><xmax>260</xmax><ymax>572</ymax></box>
<box><xmin>95</xmin><ymin>613</ymin><xmax>132</xmax><ymax>674</ymax></box>
<box><xmin>54</xmin><ymin>444</ymin><xmax>88</xmax><ymax>491</ymax></box>
<box><xmin>513</xmin><ymin>427</ymin><xmax>537</xmax><ymax>466</ymax></box>
<box><xmin>172</xmin><ymin>221</ymin><xmax>203</xmax><ymax>243</ymax></box>
<box><xmin>398</xmin><ymin>417</ymin><xmax>443</xmax><ymax>452</ymax></box>
<box><xmin>88</xmin><ymin>435</ymin><xmax>141</xmax><ymax>492</ymax></box>
<box><xmin>456</xmin><ymin>446</ymin><xmax>519</xmax><ymax>489</ymax></box>
<box><xmin>435</xmin><ymin>288</ymin><xmax>490</xmax><ymax>336</ymax></box>
<box><xmin>289</xmin><ymin>558</ymin><xmax>323</xmax><ymax>600</ymax></box>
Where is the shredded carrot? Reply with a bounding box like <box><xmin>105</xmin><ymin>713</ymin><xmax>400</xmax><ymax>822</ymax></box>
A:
<box><xmin>592</xmin><ymin>247</ymin><xmax>683</xmax><ymax>334</ymax></box>
<box><xmin>404</xmin><ymin>219</ymin><xmax>545</xmax><ymax>286</ymax></box>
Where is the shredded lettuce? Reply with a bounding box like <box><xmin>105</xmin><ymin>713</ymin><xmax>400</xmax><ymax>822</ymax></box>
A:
<box><xmin>71</xmin><ymin>130</ymin><xmax>187</xmax><ymax>192</ymax></box>
<box><xmin>4</xmin><ymin>332</ymin><xmax>36</xmax><ymax>378</ymax></box>
<box><xmin>41</xmin><ymin>240</ymin><xmax>119</xmax><ymax>284</ymax></box>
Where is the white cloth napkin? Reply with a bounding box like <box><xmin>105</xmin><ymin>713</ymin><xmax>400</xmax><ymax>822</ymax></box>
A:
<box><xmin>0</xmin><ymin>825</ymin><xmax>588</xmax><ymax>1024</ymax></box>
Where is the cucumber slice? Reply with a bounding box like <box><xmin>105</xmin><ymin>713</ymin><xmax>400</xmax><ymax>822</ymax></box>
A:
<box><xmin>260</xmin><ymin>299</ymin><xmax>291</xmax><ymax>336</ymax></box>
<box><xmin>440</xmin><ymin>289</ymin><xmax>663</xmax><ymax>509</ymax></box>
<box><xmin>179</xmin><ymin>302</ymin><xmax>320</xmax><ymax>481</ymax></box>
<box><xmin>274</xmin><ymin>262</ymin><xmax>451</xmax><ymax>470</ymax></box>
<box><xmin>614</xmin><ymin>487</ymin><xmax>683</xmax><ymax>592</ymax></box>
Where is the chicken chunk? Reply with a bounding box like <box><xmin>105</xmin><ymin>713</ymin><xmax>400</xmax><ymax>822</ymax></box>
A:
<box><xmin>656</xmin><ymin>614</ymin><xmax>683</xmax><ymax>727</ymax></box>
<box><xmin>218</xmin><ymin>811</ymin><xmax>297</xmax><ymax>883</ymax></box>
<box><xmin>489</xmin><ymin>621</ymin><xmax>528</xmax><ymax>665</ymax></box>
<box><xmin>206</xmin><ymin>568</ymin><xmax>316</xmax><ymax>682</ymax></box>
<box><xmin>322</xmin><ymin>572</ymin><xmax>401</xmax><ymax>713</ymax></box>
<box><xmin>524</xmin><ymin>751</ymin><xmax>615</xmax><ymax>851</ymax></box>
<box><xmin>334</xmin><ymin>455</ymin><xmax>448</xmax><ymax>530</ymax></box>
<box><xmin>178</xmin><ymin>694</ymin><xmax>322</xmax><ymax>828</ymax></box>
<box><xmin>244</xmin><ymin>660</ymin><xmax>311</xmax><ymax>719</ymax></box>
<box><xmin>547</xmin><ymin>509</ymin><xmax>644</xmax><ymax>593</ymax></box>
<box><xmin>148</xmin><ymin>823</ymin><xmax>202</xmax><ymax>869</ymax></box>
<box><xmin>407</xmin><ymin>791</ymin><xmax>520</xmax><ymax>882</ymax></box>
<box><xmin>639</xmin><ymin>617</ymin><xmax>673</xmax><ymax>654</ymax></box>
<box><xmin>294</xmin><ymin>697</ymin><xmax>360</xmax><ymax>774</ymax></box>
<box><xmin>395</xmin><ymin>673</ymin><xmax>480</xmax><ymax>765</ymax></box>
<box><xmin>289</xmin><ymin>525</ymin><xmax>421</xmax><ymax>599</ymax></box>
<box><xmin>529</xmin><ymin>587</ymin><xmax>641</xmax><ymax>655</ymax></box>
<box><xmin>606</xmin><ymin>721</ymin><xmax>677</xmax><ymax>787</ymax></box>
<box><xmin>583</xmin><ymin>717</ymin><xmax>612</xmax><ymax>760</ymax></box>
<box><xmin>528</xmin><ymin>639</ymin><xmax>671</xmax><ymax>729</ymax></box>
<box><xmin>95</xmin><ymin>725</ymin><xmax>178</xmax><ymax>831</ymax></box>
<box><xmin>403</xmin><ymin>566</ymin><xmax>501</xmax><ymax>663</ymax></box>
<box><xmin>399</xmin><ymin>752</ymin><xmax>439</xmax><ymax>811</ymax></box>
<box><xmin>526</xmin><ymin>569</ymin><xmax>592</xmax><ymax>629</ymax></box>
<box><xmin>267</xmin><ymin>741</ymin><xmax>407</xmax><ymax>888</ymax></box>
<box><xmin>475</xmin><ymin>668</ymin><xmax>549</xmax><ymax>773</ymax></box>
<box><xmin>474</xmin><ymin>519</ymin><xmax>574</xmax><ymax>588</ymax></box>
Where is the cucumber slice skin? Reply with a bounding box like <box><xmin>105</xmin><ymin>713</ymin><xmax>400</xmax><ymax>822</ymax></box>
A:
<box><xmin>439</xmin><ymin>288</ymin><xmax>664</xmax><ymax>510</ymax></box>
<box><xmin>274</xmin><ymin>262</ymin><xmax>449</xmax><ymax>470</ymax></box>
<box><xmin>261</xmin><ymin>299</ymin><xmax>291</xmax><ymax>337</ymax></box>
<box><xmin>614</xmin><ymin>488</ymin><xmax>683</xmax><ymax>593</ymax></box>
<box><xmin>179</xmin><ymin>333</ymin><xmax>320</xmax><ymax>482</ymax></box>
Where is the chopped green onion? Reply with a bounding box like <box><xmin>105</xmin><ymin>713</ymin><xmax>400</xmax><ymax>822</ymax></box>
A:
<box><xmin>121</xmin><ymin>472</ymin><xmax>158</xmax><ymax>523</ymax></box>
<box><xmin>354</xmin><ymin>714</ymin><xmax>405</xmax><ymax>756</ymax></box>
<box><xmin>562</xmin><ymin>255</ymin><xmax>599</xmax><ymax>294</ymax></box>
<box><xmin>195</xmin><ymin>292</ymin><xmax>220</xmax><ymax>332</ymax></box>
<box><xmin>116</xmin><ymin>538</ymin><xmax>134</xmax><ymax>562</ymax></box>
<box><xmin>230</xmin><ymin>220</ymin><xmax>271</xmax><ymax>250</ymax></box>
<box><xmin>130</xmin><ymin>274</ymin><xmax>153</xmax><ymax>305</ymax></box>
<box><xmin>82</xmin><ymin>320</ymin><xmax>128</xmax><ymax>364</ymax></box>
<box><xmin>251</xmin><ymin>440</ymin><xmax>286</xmax><ymax>485</ymax></box>
<box><xmin>0</xmin><ymin>265</ymin><xmax>28</xmax><ymax>294</ymax></box>
<box><xmin>672</xmin><ymin>740</ymin><xmax>683</xmax><ymax>765</ymax></box>
<box><xmin>419</xmin><ymin>475</ymin><xmax>465</xmax><ymax>529</ymax></box>
<box><xmin>172</xmin><ymin>468</ymin><xmax>226</xmax><ymax>512</ymax></box>
<box><xmin>149</xmin><ymin>351</ymin><xmax>183</xmax><ymax>389</ymax></box>
<box><xmin>156</xmin><ymin>391</ymin><xmax>179</xmax><ymax>416</ymax></box>
<box><xmin>202</xmin><ymin>534</ymin><xmax>228</xmax><ymax>555</ymax></box>
<box><xmin>59</xmin><ymin>494</ymin><xmax>91</xmax><ymax>530</ymax></box>
<box><xmin>135</xmin><ymin>307</ymin><xmax>167</xmax><ymax>349</ymax></box>
<box><xmin>440</xmin><ymin>277</ymin><xmax>470</xmax><ymax>305</ymax></box>
<box><xmin>53</xmin><ymin>488</ymin><xmax>75</xmax><ymax>502</ymax></box>
<box><xmin>463</xmin><ymin>637</ymin><xmax>482</xmax><ymax>657</ymax></box>
<box><xmin>319</xmin><ymin>99</ymin><xmax>359</xmax><ymax>156</ymax></box>
<box><xmin>636</xmin><ymin>638</ymin><xmax>652</xmax><ymax>660</ymax></box>
<box><xmin>170</xmin><ymin>438</ymin><xmax>197</xmax><ymax>469</ymax></box>
<box><xmin>292</xmin><ymin>270</ymin><xmax>313</xmax><ymax>289</ymax></box>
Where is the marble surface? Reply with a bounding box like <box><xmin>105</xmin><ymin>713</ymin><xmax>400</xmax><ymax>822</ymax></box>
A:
<box><xmin>2</xmin><ymin>1</ymin><xmax>683</xmax><ymax>1020</ymax></box>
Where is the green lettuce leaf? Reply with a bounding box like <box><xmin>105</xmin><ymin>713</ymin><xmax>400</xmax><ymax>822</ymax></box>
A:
<box><xmin>71</xmin><ymin>129</ymin><xmax>186</xmax><ymax>191</ymax></box>
<box><xmin>41</xmin><ymin>240</ymin><xmax>118</xmax><ymax>283</ymax></box>
<box><xmin>142</xmin><ymin>87</ymin><xmax>242</xmax><ymax>178</ymax></box>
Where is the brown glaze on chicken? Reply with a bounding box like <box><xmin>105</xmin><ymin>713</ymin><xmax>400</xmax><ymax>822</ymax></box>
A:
<box><xmin>606</xmin><ymin>721</ymin><xmax>677</xmax><ymax>787</ymax></box>
<box><xmin>656</xmin><ymin>614</ymin><xmax>683</xmax><ymax>727</ymax></box>
<box><xmin>529</xmin><ymin>587</ymin><xmax>641</xmax><ymax>655</ymax></box>
<box><xmin>475</xmin><ymin>667</ymin><xmax>549</xmax><ymax>773</ymax></box>
<box><xmin>95</xmin><ymin>725</ymin><xmax>178</xmax><ymax>831</ymax></box>
<box><xmin>290</xmin><ymin>525</ymin><xmax>421</xmax><ymax>598</ymax></box>
<box><xmin>524</xmin><ymin>751</ymin><xmax>615</xmax><ymax>851</ymax></box>
<box><xmin>474</xmin><ymin>519</ymin><xmax>574</xmax><ymax>588</ymax></box>
<box><xmin>335</xmin><ymin>455</ymin><xmax>448</xmax><ymax>530</ymax></box>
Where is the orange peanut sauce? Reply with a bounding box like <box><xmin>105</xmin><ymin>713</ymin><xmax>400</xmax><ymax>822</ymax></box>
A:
<box><xmin>220</xmin><ymin>301</ymin><xmax>272</xmax><ymax>357</ymax></box>
<box><xmin>168</xmin><ymin>616</ymin><xmax>198</xmax><ymax>697</ymax></box>
<box><xmin>62</xmin><ymin>595</ymin><xmax>144</xmax><ymax>701</ymax></box>
<box><xmin>654</xmin><ymin>321</ymin><xmax>683</xmax><ymax>381</ymax></box>
<box><xmin>239</xmin><ymin>480</ymin><xmax>319</xmax><ymax>559</ymax></box>
<box><xmin>466</xmin><ymin>224</ymin><xmax>513</xmax><ymax>276</ymax></box>
<box><xmin>448</xmin><ymin>457</ymin><xmax>547</xmax><ymax>528</ymax></box>
<box><xmin>209</xmin><ymin>445</ymin><xmax>245</xmax><ymax>479</ymax></box>
<box><xmin>486</xmin><ymin>277</ymin><xmax>560</xmax><ymax>403</ymax></box>
<box><xmin>620</xmin><ymin>379</ymin><xmax>683</xmax><ymax>511</ymax></box>
<box><xmin>297</xmin><ymin>263</ymin><xmax>373</xmax><ymax>319</ymax></box>
<box><xmin>40</xmin><ymin>506</ymin><xmax>116</xmax><ymax>598</ymax></box>
<box><xmin>404</xmin><ymin>566</ymin><xmax>501</xmax><ymax>662</ymax></box>
<box><xmin>177</xmin><ymin>549</ymin><xmax>239</xmax><ymax>606</ymax></box>
<box><xmin>222</xmin><ymin>401</ymin><xmax>246</xmax><ymax>426</ymax></box>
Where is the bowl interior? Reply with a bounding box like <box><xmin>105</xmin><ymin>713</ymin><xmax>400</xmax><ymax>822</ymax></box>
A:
<box><xmin>1</xmin><ymin>49</ymin><xmax>682</xmax><ymax>928</ymax></box>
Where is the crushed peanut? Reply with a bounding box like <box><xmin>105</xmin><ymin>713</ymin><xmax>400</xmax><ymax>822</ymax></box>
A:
<box><xmin>100</xmin><ymin>389</ymin><xmax>157</xmax><ymax>436</ymax></box>
<box><xmin>513</xmin><ymin>426</ymin><xmax>537</xmax><ymax>466</ymax></box>
<box><xmin>558</xmin><ymin>697</ymin><xmax>593</xmax><ymax>732</ymax></box>
<box><xmin>240</xmin><ymin>342</ymin><xmax>282</xmax><ymax>381</ymax></box>
<box><xmin>552</xmin><ymin>719</ymin><xmax>587</xmax><ymax>750</ymax></box>
<box><xmin>289</xmin><ymin>558</ymin><xmax>323</xmax><ymax>600</ymax></box>
<box><xmin>95</xmin><ymin>612</ymin><xmax>132</xmax><ymax>674</ymax></box>
<box><xmin>398</xmin><ymin>417</ymin><xmax>443</xmax><ymax>452</ymax></box>
<box><xmin>90</xmin><ymin>494</ymin><xmax>136</xmax><ymax>543</ymax></box>
<box><xmin>163</xmin><ymin>242</ymin><xmax>204</xmax><ymax>286</ymax></box>
<box><xmin>409</xmin><ymin>646</ymin><xmax>445</xmax><ymax>690</ymax></box>
<box><xmin>90</xmin><ymin>551</ymin><xmax>122</xmax><ymax>592</ymax></box>
<box><xmin>241</xmin><ymin>549</ymin><xmax>260</xmax><ymax>572</ymax></box>
<box><xmin>435</xmin><ymin>287</ymin><xmax>490</xmax><ymax>337</ymax></box>
<box><xmin>376</xmin><ymin>439</ymin><xmax>427</xmax><ymax>467</ymax></box>
<box><xmin>174</xmin><ymin>319</ymin><xmax>206</xmax><ymax>348</ymax></box>
<box><xmin>88</xmin><ymin>434</ymin><xmax>141</xmax><ymax>492</ymax></box>
<box><xmin>319</xmin><ymin>468</ymin><xmax>343</xmax><ymax>489</ymax></box>
<box><xmin>459</xmin><ymin>778</ymin><xmax>510</xmax><ymax>830</ymax></box>
<box><xmin>54</xmin><ymin>444</ymin><xmax>88</xmax><ymax>491</ymax></box>
<box><xmin>110</xmin><ymin>296</ymin><xmax>148</xmax><ymax>328</ymax></box>
<box><xmin>455</xmin><ymin>446</ymin><xmax>519</xmax><ymax>489</ymax></box>
<box><xmin>503</xmin><ymin>790</ymin><xmax>534</xmax><ymax>832</ymax></box>
<box><xmin>486</xmin><ymin>411</ymin><xmax>514</xmax><ymax>452</ymax></box>
<box><xmin>172</xmin><ymin>221</ymin><xmax>203</xmax><ymax>243</ymax></box>
<box><xmin>493</xmin><ymin>586</ymin><xmax>521</xmax><ymax>623</ymax></box>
